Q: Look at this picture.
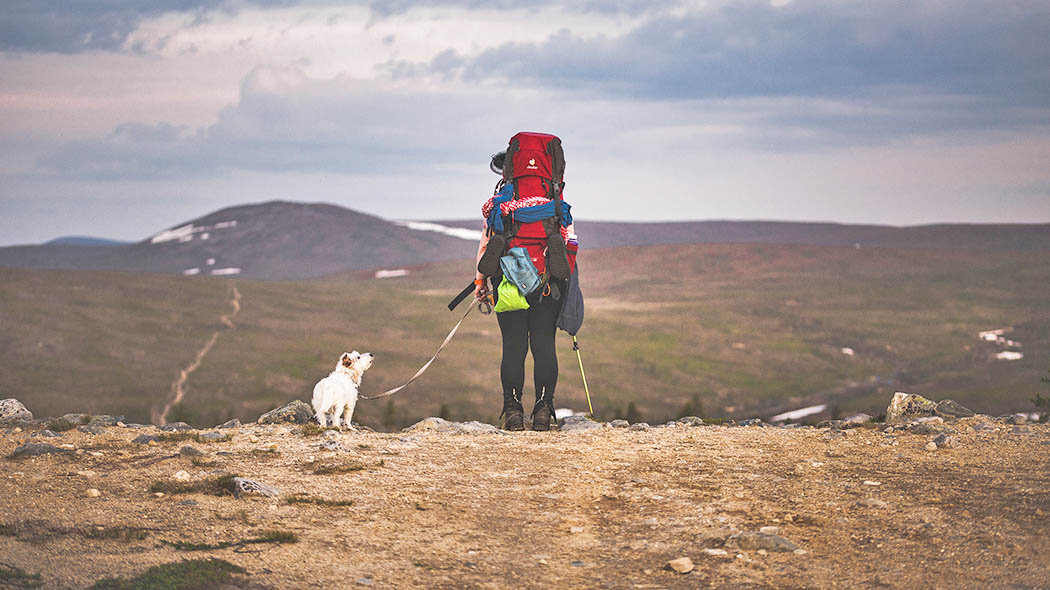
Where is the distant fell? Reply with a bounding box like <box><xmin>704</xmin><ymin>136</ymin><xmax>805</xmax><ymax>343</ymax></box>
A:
<box><xmin>433</xmin><ymin>219</ymin><xmax>1050</xmax><ymax>251</ymax></box>
<box><xmin>44</xmin><ymin>236</ymin><xmax>130</xmax><ymax>246</ymax></box>
<box><xmin>0</xmin><ymin>201</ymin><xmax>476</xmax><ymax>280</ymax></box>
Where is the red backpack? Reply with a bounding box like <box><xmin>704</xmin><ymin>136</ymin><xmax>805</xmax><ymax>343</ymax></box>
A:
<box><xmin>479</xmin><ymin>132</ymin><xmax>573</xmax><ymax>281</ymax></box>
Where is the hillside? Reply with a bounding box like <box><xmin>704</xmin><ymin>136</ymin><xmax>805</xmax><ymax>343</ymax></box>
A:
<box><xmin>1</xmin><ymin>416</ymin><xmax>1048</xmax><ymax>589</ymax></box>
<box><xmin>0</xmin><ymin>201</ymin><xmax>477</xmax><ymax>280</ymax></box>
<box><xmin>435</xmin><ymin>219</ymin><xmax>1050</xmax><ymax>251</ymax></box>
<box><xmin>1</xmin><ymin>243</ymin><xmax>1047</xmax><ymax>429</ymax></box>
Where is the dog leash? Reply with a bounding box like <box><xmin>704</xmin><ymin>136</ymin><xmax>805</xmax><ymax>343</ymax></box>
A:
<box><xmin>359</xmin><ymin>301</ymin><xmax>482</xmax><ymax>401</ymax></box>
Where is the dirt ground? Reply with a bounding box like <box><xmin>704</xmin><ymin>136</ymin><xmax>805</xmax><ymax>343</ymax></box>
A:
<box><xmin>2</xmin><ymin>418</ymin><xmax>1049</xmax><ymax>590</ymax></box>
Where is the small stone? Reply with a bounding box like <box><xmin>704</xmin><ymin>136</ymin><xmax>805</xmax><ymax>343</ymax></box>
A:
<box><xmin>76</xmin><ymin>470</ymin><xmax>97</xmax><ymax>478</ymax></box>
<box><xmin>355</xmin><ymin>577</ymin><xmax>374</xmax><ymax>586</ymax></box>
<box><xmin>88</xmin><ymin>451</ymin><xmax>103</xmax><ymax>458</ymax></box>
<box><xmin>217</xmin><ymin>418</ymin><xmax>242</xmax><ymax>429</ymax></box>
<box><xmin>725</xmin><ymin>531</ymin><xmax>798</xmax><ymax>552</ymax></box>
<box><xmin>569</xmin><ymin>526</ymin><xmax>585</xmax><ymax>534</ymax></box>
<box><xmin>886</xmin><ymin>392</ymin><xmax>937</xmax><ymax>423</ymax></box>
<box><xmin>933</xmin><ymin>433</ymin><xmax>955</xmax><ymax>449</ymax></box>
<box><xmin>759</xmin><ymin>526</ymin><xmax>780</xmax><ymax>535</ymax></box>
<box><xmin>1005</xmin><ymin>413</ymin><xmax>1027</xmax><ymax>425</ymax></box>
<box><xmin>558</xmin><ymin>415</ymin><xmax>603</xmax><ymax>432</ymax></box>
<box><xmin>757</xmin><ymin>549</ymin><xmax>768</xmax><ymax>556</ymax></box>
<box><xmin>842</xmin><ymin>413</ymin><xmax>873</xmax><ymax>426</ymax></box>
<box><xmin>160</xmin><ymin>421</ymin><xmax>193</xmax><ymax>431</ymax></box>
<box><xmin>570</xmin><ymin>560</ymin><xmax>585</xmax><ymax>568</ymax></box>
<box><xmin>179</xmin><ymin>499</ymin><xmax>198</xmax><ymax>506</ymax></box>
<box><xmin>0</xmin><ymin>399</ymin><xmax>34</xmax><ymax>423</ymax></box>
<box><xmin>257</xmin><ymin>400</ymin><xmax>314</xmax><ymax>424</ymax></box>
<box><xmin>249</xmin><ymin>435</ymin><xmax>259</xmax><ymax>443</ymax></box>
<box><xmin>793</xmin><ymin>549</ymin><xmax>808</xmax><ymax>555</ymax></box>
<box><xmin>36</xmin><ymin>429</ymin><xmax>63</xmax><ymax>438</ymax></box>
<box><xmin>914</xmin><ymin>416</ymin><xmax>944</xmax><ymax>424</ymax></box>
<box><xmin>677</xmin><ymin>416</ymin><xmax>704</xmax><ymax>426</ymax></box>
<box><xmin>58</xmin><ymin>443</ymin><xmax>75</xmax><ymax>450</ymax></box>
<box><xmin>861</xmin><ymin>498</ymin><xmax>889</xmax><ymax>508</ymax></box>
<box><xmin>609</xmin><ymin>419</ymin><xmax>629</xmax><ymax>428</ymax></box>
<box><xmin>935</xmin><ymin>399</ymin><xmax>975</xmax><ymax>419</ymax></box>
<box><xmin>172</xmin><ymin>470</ymin><xmax>192</xmax><ymax>482</ymax></box>
<box><xmin>925</xmin><ymin>441</ymin><xmax>938</xmax><ymax>451</ymax></box>
<box><xmin>198</xmin><ymin>431</ymin><xmax>228</xmax><ymax>442</ymax></box>
<box><xmin>972</xmin><ymin>422</ymin><xmax>996</xmax><ymax>432</ymax></box>
<box><xmin>12</xmin><ymin>427</ymin><xmax>22</xmax><ymax>434</ymax></box>
<box><xmin>179</xmin><ymin>446</ymin><xmax>204</xmax><ymax>456</ymax></box>
<box><xmin>863</xmin><ymin>481</ymin><xmax>882</xmax><ymax>486</ymax></box>
<box><xmin>148</xmin><ymin>440</ymin><xmax>158</xmax><ymax>447</ymax></box>
<box><xmin>116</xmin><ymin>422</ymin><xmax>126</xmax><ymax>428</ymax></box>
<box><xmin>85</xmin><ymin>488</ymin><xmax>101</xmax><ymax>498</ymax></box>
<box><xmin>629</xmin><ymin>422</ymin><xmax>651</xmax><ymax>431</ymax></box>
<box><xmin>132</xmin><ymin>434</ymin><xmax>159</xmax><ymax>444</ymax></box>
<box><xmin>739</xmin><ymin>418</ymin><xmax>764</xmax><ymax>427</ymax></box>
<box><xmin>261</xmin><ymin>442</ymin><xmax>278</xmax><ymax>452</ymax></box>
<box><xmin>77</xmin><ymin>424</ymin><xmax>105</xmax><ymax>435</ymax></box>
<box><xmin>667</xmin><ymin>557</ymin><xmax>694</xmax><ymax>574</ymax></box>
<box><xmin>319</xmin><ymin>440</ymin><xmax>343</xmax><ymax>452</ymax></box>
<box><xmin>154</xmin><ymin>492</ymin><xmax>165</xmax><ymax>498</ymax></box>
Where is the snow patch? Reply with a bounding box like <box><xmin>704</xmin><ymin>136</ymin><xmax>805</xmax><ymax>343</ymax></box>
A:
<box><xmin>206</xmin><ymin>258</ymin><xmax>216</xmax><ymax>266</ymax></box>
<box><xmin>182</xmin><ymin>268</ymin><xmax>200</xmax><ymax>276</ymax></box>
<box><xmin>396</xmin><ymin>221</ymin><xmax>482</xmax><ymax>241</ymax></box>
<box><xmin>210</xmin><ymin>268</ymin><xmax>241</xmax><ymax>276</ymax></box>
<box><xmin>150</xmin><ymin>220</ymin><xmax>237</xmax><ymax>244</ymax></box>
<box><xmin>554</xmin><ymin>408</ymin><xmax>578</xmax><ymax>420</ymax></box>
<box><xmin>995</xmin><ymin>351</ymin><xmax>1023</xmax><ymax>361</ymax></box>
<box><xmin>770</xmin><ymin>404</ymin><xmax>828</xmax><ymax>423</ymax></box>
<box><xmin>840</xmin><ymin>347</ymin><xmax>855</xmax><ymax>356</ymax></box>
<box><xmin>375</xmin><ymin>269</ymin><xmax>409</xmax><ymax>279</ymax></box>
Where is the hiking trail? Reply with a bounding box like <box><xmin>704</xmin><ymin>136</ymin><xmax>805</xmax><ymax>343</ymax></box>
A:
<box><xmin>152</xmin><ymin>283</ymin><xmax>241</xmax><ymax>425</ymax></box>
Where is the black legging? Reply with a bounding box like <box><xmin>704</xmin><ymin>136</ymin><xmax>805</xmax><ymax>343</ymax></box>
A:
<box><xmin>496</xmin><ymin>288</ymin><xmax>561</xmax><ymax>409</ymax></box>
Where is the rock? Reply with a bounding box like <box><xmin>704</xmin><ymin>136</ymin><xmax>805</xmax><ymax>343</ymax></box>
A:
<box><xmin>454</xmin><ymin>421</ymin><xmax>500</xmax><ymax>434</ymax></box>
<box><xmin>197</xmin><ymin>431</ymin><xmax>228</xmax><ymax>442</ymax></box>
<box><xmin>76</xmin><ymin>470</ymin><xmax>97</xmax><ymax>477</ymax></box>
<box><xmin>702</xmin><ymin>548</ymin><xmax>729</xmax><ymax>556</ymax></box>
<box><xmin>1005</xmin><ymin>414</ymin><xmax>1027</xmax><ymax>425</ymax></box>
<box><xmin>862</xmin><ymin>480</ymin><xmax>882</xmax><ymax>486</ymax></box>
<box><xmin>677</xmin><ymin>416</ymin><xmax>704</xmax><ymax>426</ymax></box>
<box><xmin>609</xmin><ymin>419</ymin><xmax>630</xmax><ymax>428</ymax></box>
<box><xmin>319</xmin><ymin>440</ymin><xmax>344</xmax><ymax>452</ymax></box>
<box><xmin>914</xmin><ymin>416</ymin><xmax>944</xmax><ymax>424</ymax></box>
<box><xmin>860</xmin><ymin>498</ymin><xmax>889</xmax><ymax>508</ymax></box>
<box><xmin>909</xmin><ymin>423</ymin><xmax>945</xmax><ymax>436</ymax></box>
<box><xmin>8</xmin><ymin>442</ymin><xmax>71</xmax><ymax>458</ymax></box>
<box><xmin>355</xmin><ymin>577</ymin><xmax>373</xmax><ymax>586</ymax></box>
<box><xmin>35</xmin><ymin>429</ymin><xmax>63</xmax><ymax>438</ymax></box>
<box><xmin>160</xmin><ymin>422</ymin><xmax>193</xmax><ymax>431</ymax></box>
<box><xmin>402</xmin><ymin>417</ymin><xmax>502</xmax><ymax>434</ymax></box>
<box><xmin>842</xmin><ymin>413</ymin><xmax>873</xmax><ymax>426</ymax></box>
<box><xmin>85</xmin><ymin>488</ymin><xmax>101</xmax><ymax>498</ymax></box>
<box><xmin>925</xmin><ymin>441</ymin><xmax>938</xmax><ymax>451</ymax></box>
<box><xmin>180</xmin><ymin>500</ymin><xmax>198</xmax><ymax>506</ymax></box>
<box><xmin>739</xmin><ymin>418</ymin><xmax>765</xmax><ymax>427</ymax></box>
<box><xmin>132</xmin><ymin>434</ymin><xmax>159</xmax><ymax>444</ymax></box>
<box><xmin>179</xmin><ymin>446</ymin><xmax>204</xmax><ymax>457</ymax></box>
<box><xmin>559</xmin><ymin>415</ymin><xmax>603</xmax><ymax>432</ymax></box>
<box><xmin>217</xmin><ymin>418</ymin><xmax>242</xmax><ymax>429</ymax></box>
<box><xmin>0</xmin><ymin>399</ymin><xmax>33</xmax><ymax>423</ymax></box>
<box><xmin>257</xmin><ymin>401</ymin><xmax>314</xmax><ymax>425</ymax></box>
<box><xmin>725</xmin><ymin>531</ymin><xmax>798</xmax><ymax>552</ymax></box>
<box><xmin>935</xmin><ymin>399</ymin><xmax>974</xmax><ymax>419</ymax></box>
<box><xmin>172</xmin><ymin>470</ymin><xmax>192</xmax><ymax>482</ymax></box>
<box><xmin>629</xmin><ymin>422</ymin><xmax>651</xmax><ymax>431</ymax></box>
<box><xmin>886</xmin><ymin>392</ymin><xmax>937</xmax><ymax>424</ymax></box>
<box><xmin>667</xmin><ymin>557</ymin><xmax>694</xmax><ymax>574</ymax></box>
<box><xmin>759</xmin><ymin>526</ymin><xmax>780</xmax><ymax>535</ymax></box>
<box><xmin>77</xmin><ymin>424</ymin><xmax>105</xmax><ymax>435</ymax></box>
<box><xmin>972</xmin><ymin>421</ymin><xmax>996</xmax><ymax>432</ymax></box>
<box><xmin>232</xmin><ymin>477</ymin><xmax>280</xmax><ymax>498</ymax></box>
<box><xmin>933</xmin><ymin>433</ymin><xmax>955</xmax><ymax>449</ymax></box>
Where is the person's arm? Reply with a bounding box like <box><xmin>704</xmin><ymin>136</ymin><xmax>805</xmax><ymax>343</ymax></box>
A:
<box><xmin>473</xmin><ymin>222</ymin><xmax>490</xmax><ymax>300</ymax></box>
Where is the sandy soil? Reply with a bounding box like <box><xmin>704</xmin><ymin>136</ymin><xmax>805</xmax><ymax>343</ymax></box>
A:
<box><xmin>2</xmin><ymin>418</ymin><xmax>1049</xmax><ymax>589</ymax></box>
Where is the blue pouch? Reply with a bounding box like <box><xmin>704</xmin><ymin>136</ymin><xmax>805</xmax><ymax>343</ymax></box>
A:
<box><xmin>500</xmin><ymin>247</ymin><xmax>542</xmax><ymax>296</ymax></box>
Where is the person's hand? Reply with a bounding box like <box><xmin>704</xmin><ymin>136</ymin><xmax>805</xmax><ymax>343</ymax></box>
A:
<box><xmin>473</xmin><ymin>279</ymin><xmax>489</xmax><ymax>301</ymax></box>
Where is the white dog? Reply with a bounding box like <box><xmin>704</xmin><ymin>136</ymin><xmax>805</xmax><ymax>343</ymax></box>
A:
<box><xmin>312</xmin><ymin>351</ymin><xmax>373</xmax><ymax>429</ymax></box>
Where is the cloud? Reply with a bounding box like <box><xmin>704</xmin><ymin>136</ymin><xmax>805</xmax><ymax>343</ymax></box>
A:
<box><xmin>38</xmin><ymin>66</ymin><xmax>506</xmax><ymax>179</ymax></box>
<box><xmin>391</xmin><ymin>0</ymin><xmax>1050</xmax><ymax>133</ymax></box>
<box><xmin>0</xmin><ymin>0</ymin><xmax>293</xmax><ymax>53</ymax></box>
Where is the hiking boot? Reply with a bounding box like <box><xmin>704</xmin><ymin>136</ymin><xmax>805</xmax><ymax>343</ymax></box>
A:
<box><xmin>477</xmin><ymin>233</ymin><xmax>506</xmax><ymax>276</ymax></box>
<box><xmin>501</xmin><ymin>408</ymin><xmax>525</xmax><ymax>431</ymax></box>
<box><xmin>546</xmin><ymin>233</ymin><xmax>570</xmax><ymax>280</ymax></box>
<box><xmin>531</xmin><ymin>404</ymin><xmax>553</xmax><ymax>431</ymax></box>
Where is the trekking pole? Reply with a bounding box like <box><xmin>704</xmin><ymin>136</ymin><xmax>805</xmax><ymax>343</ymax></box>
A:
<box><xmin>572</xmin><ymin>335</ymin><xmax>593</xmax><ymax>416</ymax></box>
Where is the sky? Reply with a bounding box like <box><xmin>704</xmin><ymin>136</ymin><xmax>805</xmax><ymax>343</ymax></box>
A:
<box><xmin>1</xmin><ymin>0</ymin><xmax>1048</xmax><ymax>246</ymax></box>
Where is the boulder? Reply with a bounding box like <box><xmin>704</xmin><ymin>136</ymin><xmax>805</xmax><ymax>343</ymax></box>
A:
<box><xmin>609</xmin><ymin>419</ymin><xmax>630</xmax><ymax>428</ymax></box>
<box><xmin>8</xmin><ymin>442</ymin><xmax>72</xmax><ymax>458</ymax></box>
<box><xmin>559</xmin><ymin>415</ymin><xmax>603</xmax><ymax>432</ymax></box>
<box><xmin>886</xmin><ymin>392</ymin><xmax>937</xmax><ymax>424</ymax></box>
<box><xmin>160</xmin><ymin>421</ymin><xmax>193</xmax><ymax>431</ymax></box>
<box><xmin>257</xmin><ymin>400</ymin><xmax>313</xmax><ymax>425</ymax></box>
<box><xmin>677</xmin><ymin>416</ymin><xmax>704</xmax><ymax>426</ymax></box>
<box><xmin>935</xmin><ymin>399</ymin><xmax>975</xmax><ymax>419</ymax></box>
<box><xmin>217</xmin><ymin>418</ymin><xmax>242</xmax><ymax>429</ymax></box>
<box><xmin>0</xmin><ymin>399</ymin><xmax>33</xmax><ymax>423</ymax></box>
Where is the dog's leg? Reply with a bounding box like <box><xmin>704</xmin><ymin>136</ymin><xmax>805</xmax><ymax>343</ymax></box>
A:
<box><xmin>330</xmin><ymin>407</ymin><xmax>341</xmax><ymax>429</ymax></box>
<box><xmin>315</xmin><ymin>410</ymin><xmax>327</xmax><ymax>428</ymax></box>
<box><xmin>343</xmin><ymin>401</ymin><xmax>356</xmax><ymax>431</ymax></box>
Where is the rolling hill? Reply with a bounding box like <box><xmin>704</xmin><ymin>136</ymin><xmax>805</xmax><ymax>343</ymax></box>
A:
<box><xmin>2</xmin><ymin>242</ymin><xmax>1047</xmax><ymax>429</ymax></box>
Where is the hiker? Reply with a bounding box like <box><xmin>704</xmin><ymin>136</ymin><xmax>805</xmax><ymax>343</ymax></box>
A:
<box><xmin>473</xmin><ymin>132</ymin><xmax>578</xmax><ymax>431</ymax></box>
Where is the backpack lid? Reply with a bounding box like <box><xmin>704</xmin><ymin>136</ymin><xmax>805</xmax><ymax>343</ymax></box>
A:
<box><xmin>503</xmin><ymin>132</ymin><xmax>564</xmax><ymax>186</ymax></box>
